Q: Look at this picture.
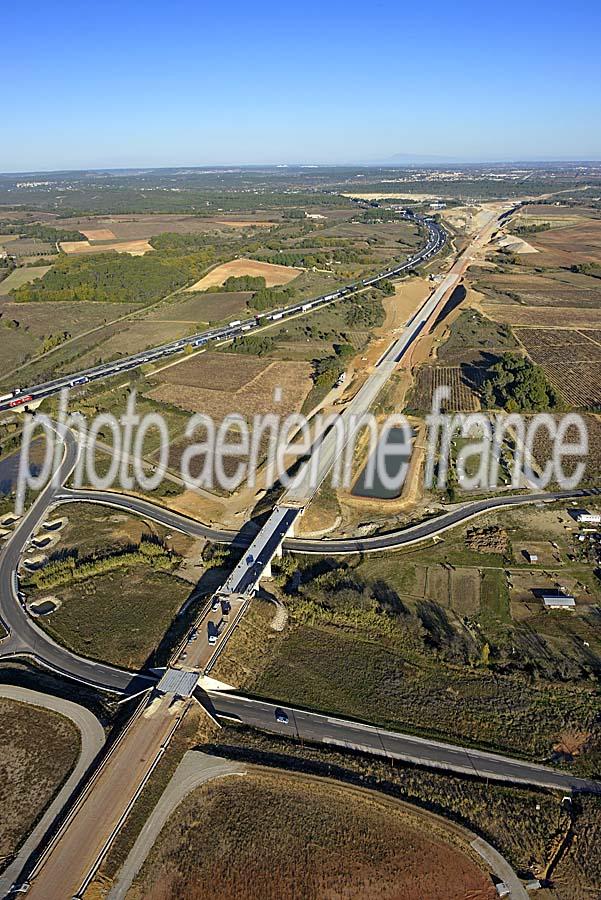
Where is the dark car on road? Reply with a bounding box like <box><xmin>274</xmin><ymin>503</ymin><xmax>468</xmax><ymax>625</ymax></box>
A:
<box><xmin>275</xmin><ymin>708</ymin><xmax>289</xmax><ymax>724</ymax></box>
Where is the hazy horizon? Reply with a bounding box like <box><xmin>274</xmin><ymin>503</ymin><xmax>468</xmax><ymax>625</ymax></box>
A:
<box><xmin>2</xmin><ymin>0</ymin><xmax>599</xmax><ymax>172</ymax></box>
<box><xmin>1</xmin><ymin>157</ymin><xmax>601</xmax><ymax>177</ymax></box>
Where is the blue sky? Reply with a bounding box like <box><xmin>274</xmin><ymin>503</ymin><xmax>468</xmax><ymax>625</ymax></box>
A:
<box><xmin>2</xmin><ymin>0</ymin><xmax>600</xmax><ymax>171</ymax></box>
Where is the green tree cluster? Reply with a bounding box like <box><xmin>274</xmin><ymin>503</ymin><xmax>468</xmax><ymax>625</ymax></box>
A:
<box><xmin>344</xmin><ymin>292</ymin><xmax>385</xmax><ymax>328</ymax></box>
<box><xmin>312</xmin><ymin>343</ymin><xmax>355</xmax><ymax>390</ymax></box>
<box><xmin>0</xmin><ymin>221</ymin><xmax>84</xmax><ymax>242</ymax></box>
<box><xmin>481</xmin><ymin>352</ymin><xmax>561</xmax><ymax>412</ymax></box>
<box><xmin>250</xmin><ymin>286</ymin><xmax>295</xmax><ymax>311</ymax></box>
<box><xmin>10</xmin><ymin>247</ymin><xmax>216</xmax><ymax>304</ymax></box>
<box><xmin>230</xmin><ymin>335</ymin><xmax>275</xmax><ymax>356</ymax></box>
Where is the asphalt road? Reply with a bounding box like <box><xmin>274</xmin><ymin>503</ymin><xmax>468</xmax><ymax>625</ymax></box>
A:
<box><xmin>54</xmin><ymin>484</ymin><xmax>599</xmax><ymax>553</ymax></box>
<box><xmin>0</xmin><ymin>435</ymin><xmax>155</xmax><ymax>694</ymax></box>
<box><xmin>205</xmin><ymin>691</ymin><xmax>601</xmax><ymax>794</ymax></box>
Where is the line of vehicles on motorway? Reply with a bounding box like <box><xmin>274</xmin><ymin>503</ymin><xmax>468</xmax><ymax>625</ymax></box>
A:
<box><xmin>0</xmin><ymin>215</ymin><xmax>445</xmax><ymax>415</ymax></box>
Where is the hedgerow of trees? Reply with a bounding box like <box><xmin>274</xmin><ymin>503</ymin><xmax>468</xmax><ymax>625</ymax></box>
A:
<box><xmin>26</xmin><ymin>539</ymin><xmax>177</xmax><ymax>591</ymax></box>
<box><xmin>0</xmin><ymin>221</ymin><xmax>85</xmax><ymax>242</ymax></box>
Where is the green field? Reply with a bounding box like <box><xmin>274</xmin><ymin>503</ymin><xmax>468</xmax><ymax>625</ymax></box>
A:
<box><xmin>32</xmin><ymin>565</ymin><xmax>191</xmax><ymax>669</ymax></box>
<box><xmin>0</xmin><ymin>265</ymin><xmax>52</xmax><ymax>292</ymax></box>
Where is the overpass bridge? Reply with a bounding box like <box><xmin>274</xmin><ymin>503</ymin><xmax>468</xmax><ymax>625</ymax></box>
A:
<box><xmin>173</xmin><ymin>506</ymin><xmax>301</xmax><ymax>675</ymax></box>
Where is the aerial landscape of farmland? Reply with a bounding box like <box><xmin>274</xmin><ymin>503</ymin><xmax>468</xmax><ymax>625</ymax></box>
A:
<box><xmin>1</xmin><ymin>1</ymin><xmax>600</xmax><ymax>897</ymax></box>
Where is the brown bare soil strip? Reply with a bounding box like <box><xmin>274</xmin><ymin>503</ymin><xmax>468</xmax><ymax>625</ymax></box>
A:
<box><xmin>59</xmin><ymin>239</ymin><xmax>154</xmax><ymax>256</ymax></box>
<box><xmin>80</xmin><ymin>228</ymin><xmax>117</xmax><ymax>241</ymax></box>
<box><xmin>185</xmin><ymin>258</ymin><xmax>301</xmax><ymax>292</ymax></box>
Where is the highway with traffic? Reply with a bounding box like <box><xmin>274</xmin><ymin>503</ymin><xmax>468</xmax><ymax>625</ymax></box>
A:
<box><xmin>0</xmin><ymin>212</ymin><xmax>445</xmax><ymax>414</ymax></box>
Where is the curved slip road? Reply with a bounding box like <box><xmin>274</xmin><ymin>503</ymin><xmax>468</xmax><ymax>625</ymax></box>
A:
<box><xmin>0</xmin><ymin>685</ymin><xmax>105</xmax><ymax>897</ymax></box>
<box><xmin>54</xmin><ymin>484</ymin><xmax>599</xmax><ymax>554</ymax></box>
<box><xmin>0</xmin><ymin>434</ymin><xmax>155</xmax><ymax>694</ymax></box>
<box><xmin>205</xmin><ymin>691</ymin><xmax>601</xmax><ymax>795</ymax></box>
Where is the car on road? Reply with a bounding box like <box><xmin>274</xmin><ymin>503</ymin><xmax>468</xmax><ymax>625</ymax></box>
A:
<box><xmin>211</xmin><ymin>597</ymin><xmax>220</xmax><ymax>611</ymax></box>
<box><xmin>274</xmin><ymin>708</ymin><xmax>289</xmax><ymax>724</ymax></box>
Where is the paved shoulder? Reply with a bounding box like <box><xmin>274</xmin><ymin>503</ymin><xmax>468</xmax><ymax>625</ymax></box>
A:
<box><xmin>0</xmin><ymin>685</ymin><xmax>105</xmax><ymax>895</ymax></box>
<box><xmin>108</xmin><ymin>751</ymin><xmax>246</xmax><ymax>900</ymax></box>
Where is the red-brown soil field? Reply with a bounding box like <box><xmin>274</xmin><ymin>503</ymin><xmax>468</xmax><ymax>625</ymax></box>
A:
<box><xmin>128</xmin><ymin>770</ymin><xmax>496</xmax><ymax>900</ymax></box>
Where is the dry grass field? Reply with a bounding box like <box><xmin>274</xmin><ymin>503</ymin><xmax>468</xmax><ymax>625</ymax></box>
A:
<box><xmin>76</xmin><ymin>320</ymin><xmax>193</xmax><ymax>362</ymax></box>
<box><xmin>476</xmin><ymin>270</ymin><xmax>601</xmax><ymax>308</ymax></box>
<box><xmin>0</xmin><ymin>299</ymin><xmax>142</xmax><ymax>373</ymax></box>
<box><xmin>52</xmin><ymin>502</ymin><xmax>179</xmax><ymax>557</ymax></box>
<box><xmin>145</xmin><ymin>291</ymin><xmax>251</xmax><ymax>324</ymax></box>
<box><xmin>155</xmin><ymin>351</ymin><xmax>270</xmax><ymax>390</ymax></box>
<box><xmin>529</xmin><ymin>220</ymin><xmax>601</xmax><ymax>267</ymax></box>
<box><xmin>482</xmin><ymin>304</ymin><xmax>601</xmax><ymax>328</ymax></box>
<box><xmin>149</xmin><ymin>352</ymin><xmax>312</xmax><ymax>421</ymax></box>
<box><xmin>0</xmin><ymin>266</ymin><xmax>52</xmax><ymax>293</ymax></box>
<box><xmin>185</xmin><ymin>258</ymin><xmax>301</xmax><ymax>292</ymax></box>
<box><xmin>0</xmin><ymin>698</ymin><xmax>80</xmax><ymax>865</ymax></box>
<box><xmin>129</xmin><ymin>770</ymin><xmax>495</xmax><ymax>900</ymax></box>
<box><xmin>60</xmin><ymin>239</ymin><xmax>154</xmax><ymax>256</ymax></box>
